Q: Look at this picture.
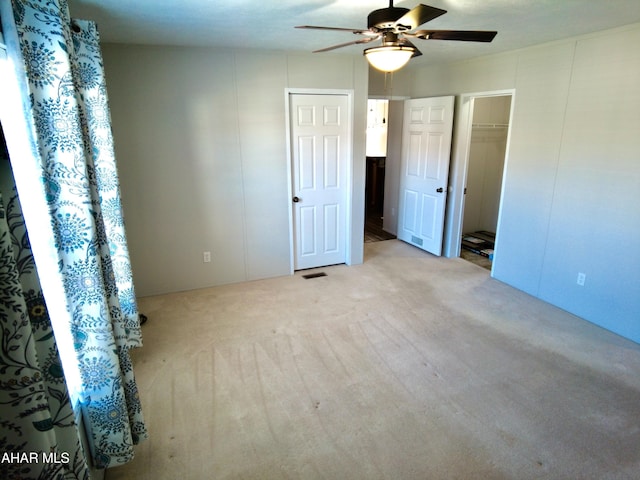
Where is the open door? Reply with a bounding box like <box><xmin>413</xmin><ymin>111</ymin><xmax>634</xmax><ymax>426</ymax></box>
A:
<box><xmin>397</xmin><ymin>96</ymin><xmax>454</xmax><ymax>255</ymax></box>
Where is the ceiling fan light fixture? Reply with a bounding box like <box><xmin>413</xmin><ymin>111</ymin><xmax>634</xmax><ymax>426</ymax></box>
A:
<box><xmin>364</xmin><ymin>44</ymin><xmax>416</xmax><ymax>72</ymax></box>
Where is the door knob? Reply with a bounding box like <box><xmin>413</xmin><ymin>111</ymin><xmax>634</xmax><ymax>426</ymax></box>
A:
<box><xmin>436</xmin><ymin>187</ymin><xmax>444</xmax><ymax>193</ymax></box>
<box><xmin>292</xmin><ymin>196</ymin><xmax>300</xmax><ymax>203</ymax></box>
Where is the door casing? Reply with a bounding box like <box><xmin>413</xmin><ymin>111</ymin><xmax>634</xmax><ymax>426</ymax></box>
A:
<box><xmin>285</xmin><ymin>88</ymin><xmax>354</xmax><ymax>273</ymax></box>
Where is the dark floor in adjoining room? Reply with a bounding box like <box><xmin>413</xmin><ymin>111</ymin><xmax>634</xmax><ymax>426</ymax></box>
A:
<box><xmin>364</xmin><ymin>210</ymin><xmax>396</xmax><ymax>243</ymax></box>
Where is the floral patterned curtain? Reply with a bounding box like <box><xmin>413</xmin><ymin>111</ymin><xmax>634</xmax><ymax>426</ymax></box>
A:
<box><xmin>0</xmin><ymin>164</ymin><xmax>90</xmax><ymax>479</ymax></box>
<box><xmin>1</xmin><ymin>0</ymin><xmax>147</xmax><ymax>470</ymax></box>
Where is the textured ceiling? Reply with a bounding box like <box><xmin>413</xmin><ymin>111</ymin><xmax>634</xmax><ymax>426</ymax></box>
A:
<box><xmin>67</xmin><ymin>0</ymin><xmax>640</xmax><ymax>67</ymax></box>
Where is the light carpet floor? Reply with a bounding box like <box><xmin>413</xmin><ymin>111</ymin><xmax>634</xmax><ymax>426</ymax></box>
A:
<box><xmin>106</xmin><ymin>240</ymin><xmax>640</xmax><ymax>480</ymax></box>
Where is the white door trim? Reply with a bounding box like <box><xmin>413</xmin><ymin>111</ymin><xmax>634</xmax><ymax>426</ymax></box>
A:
<box><xmin>443</xmin><ymin>89</ymin><xmax>516</xmax><ymax>263</ymax></box>
<box><xmin>285</xmin><ymin>88</ymin><xmax>354</xmax><ymax>273</ymax></box>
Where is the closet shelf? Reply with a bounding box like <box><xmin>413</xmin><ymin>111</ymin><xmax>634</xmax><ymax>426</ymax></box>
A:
<box><xmin>472</xmin><ymin>123</ymin><xmax>509</xmax><ymax>129</ymax></box>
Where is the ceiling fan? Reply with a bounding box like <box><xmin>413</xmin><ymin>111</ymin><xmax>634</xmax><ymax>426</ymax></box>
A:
<box><xmin>296</xmin><ymin>1</ymin><xmax>497</xmax><ymax>72</ymax></box>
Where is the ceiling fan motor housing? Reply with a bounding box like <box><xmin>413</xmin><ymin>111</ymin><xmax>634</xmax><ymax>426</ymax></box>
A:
<box><xmin>368</xmin><ymin>7</ymin><xmax>411</xmax><ymax>31</ymax></box>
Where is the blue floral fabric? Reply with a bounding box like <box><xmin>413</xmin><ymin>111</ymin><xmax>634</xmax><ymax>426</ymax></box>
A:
<box><xmin>0</xmin><ymin>174</ymin><xmax>90</xmax><ymax>480</ymax></box>
<box><xmin>2</xmin><ymin>0</ymin><xmax>147</xmax><ymax>469</ymax></box>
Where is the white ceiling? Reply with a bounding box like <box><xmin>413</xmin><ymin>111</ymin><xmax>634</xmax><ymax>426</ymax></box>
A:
<box><xmin>67</xmin><ymin>0</ymin><xmax>640</xmax><ymax>68</ymax></box>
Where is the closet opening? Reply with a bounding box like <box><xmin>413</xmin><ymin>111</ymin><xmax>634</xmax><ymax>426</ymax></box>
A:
<box><xmin>458</xmin><ymin>94</ymin><xmax>512</xmax><ymax>270</ymax></box>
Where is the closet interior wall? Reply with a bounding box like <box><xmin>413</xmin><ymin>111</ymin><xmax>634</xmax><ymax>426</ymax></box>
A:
<box><xmin>462</xmin><ymin>96</ymin><xmax>511</xmax><ymax>235</ymax></box>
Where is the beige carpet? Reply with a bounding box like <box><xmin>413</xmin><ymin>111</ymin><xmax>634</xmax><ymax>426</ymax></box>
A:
<box><xmin>106</xmin><ymin>240</ymin><xmax>640</xmax><ymax>480</ymax></box>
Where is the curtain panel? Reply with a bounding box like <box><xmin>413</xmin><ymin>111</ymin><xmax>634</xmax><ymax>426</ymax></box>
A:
<box><xmin>1</xmin><ymin>166</ymin><xmax>90</xmax><ymax>479</ymax></box>
<box><xmin>0</xmin><ymin>0</ymin><xmax>147</xmax><ymax>471</ymax></box>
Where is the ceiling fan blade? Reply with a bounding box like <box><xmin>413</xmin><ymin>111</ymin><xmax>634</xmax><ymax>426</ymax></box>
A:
<box><xmin>296</xmin><ymin>25</ymin><xmax>372</xmax><ymax>35</ymax></box>
<box><xmin>410</xmin><ymin>30</ymin><xmax>498</xmax><ymax>42</ymax></box>
<box><xmin>312</xmin><ymin>36</ymin><xmax>380</xmax><ymax>53</ymax></box>
<box><xmin>395</xmin><ymin>4</ymin><xmax>447</xmax><ymax>30</ymax></box>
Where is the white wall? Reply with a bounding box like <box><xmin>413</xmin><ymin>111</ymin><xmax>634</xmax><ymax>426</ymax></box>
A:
<box><xmin>102</xmin><ymin>45</ymin><xmax>368</xmax><ymax>296</ymax></box>
<box><xmin>394</xmin><ymin>24</ymin><xmax>640</xmax><ymax>343</ymax></box>
<box><xmin>382</xmin><ymin>100</ymin><xmax>404</xmax><ymax>235</ymax></box>
<box><xmin>369</xmin><ymin>70</ymin><xmax>411</xmax><ymax>99</ymax></box>
<box><xmin>463</xmin><ymin>96</ymin><xmax>510</xmax><ymax>234</ymax></box>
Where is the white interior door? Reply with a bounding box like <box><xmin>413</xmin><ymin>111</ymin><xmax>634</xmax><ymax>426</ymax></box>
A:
<box><xmin>397</xmin><ymin>96</ymin><xmax>454</xmax><ymax>256</ymax></box>
<box><xmin>290</xmin><ymin>93</ymin><xmax>349</xmax><ymax>270</ymax></box>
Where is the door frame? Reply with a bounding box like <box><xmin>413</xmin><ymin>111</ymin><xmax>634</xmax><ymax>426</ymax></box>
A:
<box><xmin>284</xmin><ymin>88</ymin><xmax>354</xmax><ymax>273</ymax></box>
<box><xmin>443</xmin><ymin>89</ymin><xmax>516</xmax><ymax>268</ymax></box>
<box><xmin>369</xmin><ymin>95</ymin><xmax>409</xmax><ymax>236</ymax></box>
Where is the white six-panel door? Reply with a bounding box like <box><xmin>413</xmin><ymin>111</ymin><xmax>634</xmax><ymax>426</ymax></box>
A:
<box><xmin>397</xmin><ymin>96</ymin><xmax>454</xmax><ymax>256</ymax></box>
<box><xmin>290</xmin><ymin>94</ymin><xmax>349</xmax><ymax>270</ymax></box>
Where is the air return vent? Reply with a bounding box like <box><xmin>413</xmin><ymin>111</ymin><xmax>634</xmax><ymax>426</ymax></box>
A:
<box><xmin>302</xmin><ymin>272</ymin><xmax>327</xmax><ymax>279</ymax></box>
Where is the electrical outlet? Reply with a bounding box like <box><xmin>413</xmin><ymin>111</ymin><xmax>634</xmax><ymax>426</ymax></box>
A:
<box><xmin>203</xmin><ymin>251</ymin><xmax>211</xmax><ymax>263</ymax></box>
<box><xmin>577</xmin><ymin>272</ymin><xmax>586</xmax><ymax>286</ymax></box>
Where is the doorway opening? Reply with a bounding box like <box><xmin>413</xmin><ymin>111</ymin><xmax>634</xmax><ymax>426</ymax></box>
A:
<box><xmin>365</xmin><ymin>99</ymin><xmax>396</xmax><ymax>243</ymax></box>
<box><xmin>364</xmin><ymin>92</ymin><xmax>514</xmax><ymax>265</ymax></box>
<box><xmin>455</xmin><ymin>94</ymin><xmax>513</xmax><ymax>271</ymax></box>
